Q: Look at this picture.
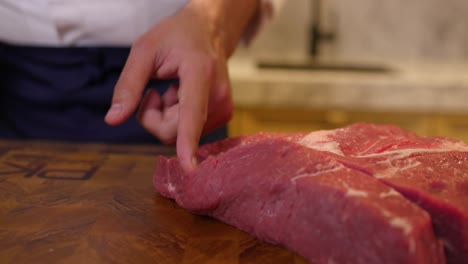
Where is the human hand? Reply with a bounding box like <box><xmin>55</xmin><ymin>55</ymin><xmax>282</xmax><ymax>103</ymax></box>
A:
<box><xmin>105</xmin><ymin>0</ymin><xmax>259</xmax><ymax>172</ymax></box>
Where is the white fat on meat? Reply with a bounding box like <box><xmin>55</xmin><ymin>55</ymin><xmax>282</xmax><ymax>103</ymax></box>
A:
<box><xmin>298</xmin><ymin>130</ymin><xmax>344</xmax><ymax>155</ymax></box>
<box><xmin>379</xmin><ymin>189</ymin><xmax>401</xmax><ymax>198</ymax></box>
<box><xmin>379</xmin><ymin>208</ymin><xmax>392</xmax><ymax>218</ymax></box>
<box><xmin>389</xmin><ymin>217</ymin><xmax>413</xmax><ymax>236</ymax></box>
<box><xmin>374</xmin><ymin>160</ymin><xmax>423</xmax><ymax>179</ymax></box>
<box><xmin>374</xmin><ymin>169</ymin><xmax>398</xmax><ymax>179</ymax></box>
<box><xmin>389</xmin><ymin>217</ymin><xmax>416</xmax><ymax>254</ymax></box>
<box><xmin>167</xmin><ymin>183</ymin><xmax>176</xmax><ymax>193</ymax></box>
<box><xmin>342</xmin><ymin>183</ymin><xmax>369</xmax><ymax>198</ymax></box>
<box><xmin>398</xmin><ymin>161</ymin><xmax>422</xmax><ymax>171</ymax></box>
<box><xmin>355</xmin><ymin>141</ymin><xmax>468</xmax><ymax>161</ymax></box>
<box><xmin>290</xmin><ymin>165</ymin><xmax>344</xmax><ymax>183</ymax></box>
<box><xmin>375</xmin><ymin>206</ymin><xmax>415</xmax><ymax>253</ymax></box>
<box><xmin>345</xmin><ymin>188</ymin><xmax>369</xmax><ymax>198</ymax></box>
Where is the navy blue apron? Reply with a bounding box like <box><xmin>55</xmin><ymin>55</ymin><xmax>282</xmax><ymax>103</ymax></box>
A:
<box><xmin>0</xmin><ymin>43</ymin><xmax>227</xmax><ymax>144</ymax></box>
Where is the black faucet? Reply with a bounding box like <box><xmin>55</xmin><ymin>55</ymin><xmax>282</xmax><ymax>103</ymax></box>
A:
<box><xmin>309</xmin><ymin>0</ymin><xmax>335</xmax><ymax>58</ymax></box>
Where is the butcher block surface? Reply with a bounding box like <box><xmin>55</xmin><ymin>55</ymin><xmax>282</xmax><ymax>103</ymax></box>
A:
<box><xmin>0</xmin><ymin>140</ymin><xmax>307</xmax><ymax>264</ymax></box>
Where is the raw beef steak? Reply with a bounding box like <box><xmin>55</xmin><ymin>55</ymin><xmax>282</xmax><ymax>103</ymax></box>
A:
<box><xmin>154</xmin><ymin>131</ymin><xmax>446</xmax><ymax>263</ymax></box>
<box><xmin>298</xmin><ymin>123</ymin><xmax>468</xmax><ymax>264</ymax></box>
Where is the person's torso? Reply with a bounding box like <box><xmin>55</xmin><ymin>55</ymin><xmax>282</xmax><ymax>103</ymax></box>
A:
<box><xmin>0</xmin><ymin>0</ymin><xmax>189</xmax><ymax>46</ymax></box>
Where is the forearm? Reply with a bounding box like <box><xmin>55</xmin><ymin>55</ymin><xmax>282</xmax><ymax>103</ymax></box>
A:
<box><xmin>186</xmin><ymin>0</ymin><xmax>260</xmax><ymax>57</ymax></box>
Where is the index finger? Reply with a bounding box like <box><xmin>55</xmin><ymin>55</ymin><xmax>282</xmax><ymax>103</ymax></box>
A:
<box><xmin>105</xmin><ymin>39</ymin><xmax>156</xmax><ymax>126</ymax></box>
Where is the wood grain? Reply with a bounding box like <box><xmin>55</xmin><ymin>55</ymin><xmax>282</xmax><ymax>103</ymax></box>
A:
<box><xmin>0</xmin><ymin>140</ymin><xmax>307</xmax><ymax>264</ymax></box>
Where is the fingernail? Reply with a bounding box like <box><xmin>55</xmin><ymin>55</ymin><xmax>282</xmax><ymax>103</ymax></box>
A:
<box><xmin>105</xmin><ymin>103</ymin><xmax>122</xmax><ymax>120</ymax></box>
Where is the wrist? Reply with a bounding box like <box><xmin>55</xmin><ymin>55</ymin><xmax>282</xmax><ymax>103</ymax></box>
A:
<box><xmin>185</xmin><ymin>0</ymin><xmax>260</xmax><ymax>57</ymax></box>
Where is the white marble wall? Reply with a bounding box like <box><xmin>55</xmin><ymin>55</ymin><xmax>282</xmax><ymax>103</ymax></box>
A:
<box><xmin>242</xmin><ymin>0</ymin><xmax>468</xmax><ymax>64</ymax></box>
<box><xmin>238</xmin><ymin>0</ymin><xmax>311</xmax><ymax>60</ymax></box>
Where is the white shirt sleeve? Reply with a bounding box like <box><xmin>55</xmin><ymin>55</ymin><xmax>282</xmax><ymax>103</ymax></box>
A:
<box><xmin>242</xmin><ymin>0</ymin><xmax>286</xmax><ymax>45</ymax></box>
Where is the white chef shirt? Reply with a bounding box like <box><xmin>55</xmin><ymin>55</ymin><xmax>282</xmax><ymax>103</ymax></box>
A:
<box><xmin>0</xmin><ymin>0</ymin><xmax>283</xmax><ymax>46</ymax></box>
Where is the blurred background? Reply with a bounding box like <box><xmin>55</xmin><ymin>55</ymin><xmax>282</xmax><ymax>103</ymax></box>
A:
<box><xmin>228</xmin><ymin>0</ymin><xmax>468</xmax><ymax>142</ymax></box>
<box><xmin>245</xmin><ymin>0</ymin><xmax>468</xmax><ymax>63</ymax></box>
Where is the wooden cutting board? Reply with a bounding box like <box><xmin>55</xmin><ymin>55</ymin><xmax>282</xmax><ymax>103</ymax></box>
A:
<box><xmin>0</xmin><ymin>140</ymin><xmax>307</xmax><ymax>264</ymax></box>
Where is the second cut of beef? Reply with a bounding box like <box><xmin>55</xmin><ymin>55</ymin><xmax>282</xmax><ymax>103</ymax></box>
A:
<box><xmin>297</xmin><ymin>123</ymin><xmax>468</xmax><ymax>263</ymax></box>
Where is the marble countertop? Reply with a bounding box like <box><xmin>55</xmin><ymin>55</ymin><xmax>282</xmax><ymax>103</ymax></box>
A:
<box><xmin>228</xmin><ymin>59</ymin><xmax>468</xmax><ymax>113</ymax></box>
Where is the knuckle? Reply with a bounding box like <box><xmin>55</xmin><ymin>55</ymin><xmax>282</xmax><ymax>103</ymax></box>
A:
<box><xmin>195</xmin><ymin>53</ymin><xmax>218</xmax><ymax>79</ymax></box>
<box><xmin>211</xmin><ymin>81</ymin><xmax>232</xmax><ymax>109</ymax></box>
<box><xmin>148</xmin><ymin>126</ymin><xmax>176</xmax><ymax>145</ymax></box>
<box><xmin>138</xmin><ymin>116</ymin><xmax>176</xmax><ymax>145</ymax></box>
<box><xmin>158</xmin><ymin>133</ymin><xmax>176</xmax><ymax>145</ymax></box>
<box><xmin>217</xmin><ymin>92</ymin><xmax>233</xmax><ymax>124</ymax></box>
<box><xmin>215</xmin><ymin>81</ymin><xmax>231</xmax><ymax>102</ymax></box>
<box><xmin>220</xmin><ymin>99</ymin><xmax>233</xmax><ymax>124</ymax></box>
<box><xmin>204</xmin><ymin>56</ymin><xmax>218</xmax><ymax>78</ymax></box>
<box><xmin>158</xmin><ymin>126</ymin><xmax>177</xmax><ymax>144</ymax></box>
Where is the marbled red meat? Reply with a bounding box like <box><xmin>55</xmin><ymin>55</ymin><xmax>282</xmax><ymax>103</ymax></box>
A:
<box><xmin>154</xmin><ymin>124</ymin><xmax>458</xmax><ymax>263</ymax></box>
<box><xmin>306</xmin><ymin>123</ymin><xmax>468</xmax><ymax>263</ymax></box>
